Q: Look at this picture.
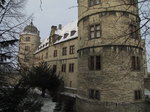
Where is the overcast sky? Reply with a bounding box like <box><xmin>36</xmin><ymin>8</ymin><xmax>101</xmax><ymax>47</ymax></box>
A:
<box><xmin>25</xmin><ymin>0</ymin><xmax>77</xmax><ymax>40</ymax></box>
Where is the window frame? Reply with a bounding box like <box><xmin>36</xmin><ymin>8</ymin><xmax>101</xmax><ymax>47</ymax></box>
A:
<box><xmin>45</xmin><ymin>52</ymin><xmax>48</xmax><ymax>59</ymax></box>
<box><xmin>61</xmin><ymin>64</ymin><xmax>66</xmax><ymax>72</ymax></box>
<box><xmin>26</xmin><ymin>37</ymin><xmax>30</xmax><ymax>41</ymax></box>
<box><xmin>89</xmin><ymin>55</ymin><xmax>101</xmax><ymax>71</ymax></box>
<box><xmin>25</xmin><ymin>46</ymin><xmax>30</xmax><ymax>51</ymax></box>
<box><xmin>131</xmin><ymin>56</ymin><xmax>140</xmax><ymax>71</ymax></box>
<box><xmin>54</xmin><ymin>50</ymin><xmax>57</xmax><ymax>57</ymax></box>
<box><xmin>89</xmin><ymin>24</ymin><xmax>101</xmax><ymax>39</ymax></box>
<box><xmin>129</xmin><ymin>0</ymin><xmax>137</xmax><ymax>6</ymax></box>
<box><xmin>70</xmin><ymin>45</ymin><xmax>75</xmax><ymax>54</ymax></box>
<box><xmin>134</xmin><ymin>90</ymin><xmax>142</xmax><ymax>100</ymax></box>
<box><xmin>62</xmin><ymin>47</ymin><xmax>67</xmax><ymax>56</ymax></box>
<box><xmin>129</xmin><ymin>24</ymin><xmax>138</xmax><ymax>39</ymax></box>
<box><xmin>69</xmin><ymin>63</ymin><xmax>74</xmax><ymax>72</ymax></box>
<box><xmin>88</xmin><ymin>89</ymin><xmax>100</xmax><ymax>100</ymax></box>
<box><xmin>89</xmin><ymin>0</ymin><xmax>101</xmax><ymax>7</ymax></box>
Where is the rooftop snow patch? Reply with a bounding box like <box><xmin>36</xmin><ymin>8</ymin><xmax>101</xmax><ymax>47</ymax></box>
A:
<box><xmin>35</xmin><ymin>19</ymin><xmax>78</xmax><ymax>53</ymax></box>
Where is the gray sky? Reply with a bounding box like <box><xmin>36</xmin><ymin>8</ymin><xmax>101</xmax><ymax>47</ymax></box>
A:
<box><xmin>25</xmin><ymin>0</ymin><xmax>77</xmax><ymax>39</ymax></box>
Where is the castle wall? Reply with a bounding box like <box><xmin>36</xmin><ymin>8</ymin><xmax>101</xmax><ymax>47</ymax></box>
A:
<box><xmin>19</xmin><ymin>33</ymin><xmax>40</xmax><ymax>68</ymax></box>
<box><xmin>34</xmin><ymin>38</ymin><xmax>78</xmax><ymax>88</ymax></box>
<box><xmin>77</xmin><ymin>0</ymin><xmax>146</xmax><ymax>111</ymax></box>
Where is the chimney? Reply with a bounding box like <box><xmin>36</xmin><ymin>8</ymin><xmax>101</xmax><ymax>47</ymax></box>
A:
<box><xmin>51</xmin><ymin>26</ymin><xmax>57</xmax><ymax>30</ymax></box>
<box><xmin>58</xmin><ymin>24</ymin><xmax>62</xmax><ymax>30</ymax></box>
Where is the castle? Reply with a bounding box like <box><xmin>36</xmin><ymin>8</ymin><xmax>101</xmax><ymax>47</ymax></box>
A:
<box><xmin>19</xmin><ymin>0</ymin><xmax>149</xmax><ymax>112</ymax></box>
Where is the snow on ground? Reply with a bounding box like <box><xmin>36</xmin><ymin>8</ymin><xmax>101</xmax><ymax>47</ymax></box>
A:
<box><xmin>41</xmin><ymin>97</ymin><xmax>56</xmax><ymax>112</ymax></box>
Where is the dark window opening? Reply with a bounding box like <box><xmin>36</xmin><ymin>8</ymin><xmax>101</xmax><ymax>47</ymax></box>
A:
<box><xmin>89</xmin><ymin>0</ymin><xmax>101</xmax><ymax>7</ymax></box>
<box><xmin>71</xmin><ymin>30</ymin><xmax>76</xmax><ymax>36</ymax></box>
<box><xmin>134</xmin><ymin>90</ymin><xmax>142</xmax><ymax>100</ymax></box>
<box><xmin>69</xmin><ymin>63</ymin><xmax>74</xmax><ymax>72</ymax></box>
<box><xmin>26</xmin><ymin>37</ymin><xmax>30</xmax><ymax>41</ymax></box>
<box><xmin>54</xmin><ymin>50</ymin><xmax>57</xmax><ymax>57</ymax></box>
<box><xmin>62</xmin><ymin>64</ymin><xmax>66</xmax><ymax>72</ymax></box>
<box><xmin>25</xmin><ymin>46</ymin><xmax>30</xmax><ymax>51</ymax></box>
<box><xmin>89</xmin><ymin>56</ymin><xmax>101</xmax><ymax>70</ymax></box>
<box><xmin>131</xmin><ymin>56</ymin><xmax>140</xmax><ymax>71</ymax></box>
<box><xmin>89</xmin><ymin>89</ymin><xmax>100</xmax><ymax>100</ymax></box>
<box><xmin>129</xmin><ymin>24</ymin><xmax>138</xmax><ymax>39</ymax></box>
<box><xmin>70</xmin><ymin>45</ymin><xmax>75</xmax><ymax>54</ymax></box>
<box><xmin>62</xmin><ymin>47</ymin><xmax>67</xmax><ymax>56</ymax></box>
<box><xmin>53</xmin><ymin>65</ymin><xmax>57</xmax><ymax>73</ymax></box>
<box><xmin>64</xmin><ymin>33</ymin><xmax>69</xmax><ymax>38</ymax></box>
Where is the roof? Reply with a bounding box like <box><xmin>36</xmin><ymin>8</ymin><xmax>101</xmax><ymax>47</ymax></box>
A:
<box><xmin>54</xmin><ymin>19</ymin><xmax>78</xmax><ymax>44</ymax></box>
<box><xmin>22</xmin><ymin>22</ymin><xmax>39</xmax><ymax>35</ymax></box>
<box><xmin>35</xmin><ymin>20</ymin><xmax>78</xmax><ymax>53</ymax></box>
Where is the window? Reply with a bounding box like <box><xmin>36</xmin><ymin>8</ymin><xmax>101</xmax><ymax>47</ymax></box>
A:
<box><xmin>54</xmin><ymin>50</ymin><xmax>57</xmax><ymax>57</ymax></box>
<box><xmin>70</xmin><ymin>81</ymin><xmax>72</xmax><ymax>87</ymax></box>
<box><xmin>129</xmin><ymin>24</ymin><xmax>138</xmax><ymax>39</ymax></box>
<box><xmin>109</xmin><ymin>11</ymin><xmax>116</xmax><ymax>16</ymax></box>
<box><xmin>90</xmin><ymin>24</ymin><xmax>101</xmax><ymax>39</ymax></box>
<box><xmin>62</xmin><ymin>64</ymin><xmax>66</xmax><ymax>72</ymax></box>
<box><xmin>70</xmin><ymin>45</ymin><xmax>75</xmax><ymax>54</ymax></box>
<box><xmin>71</xmin><ymin>30</ymin><xmax>76</xmax><ymax>36</ymax></box>
<box><xmin>24</xmin><ymin>56</ymin><xmax>29</xmax><ymax>62</ymax></box>
<box><xmin>26</xmin><ymin>37</ymin><xmax>30</xmax><ymax>41</ymax></box>
<box><xmin>53</xmin><ymin>65</ymin><xmax>57</xmax><ymax>72</ymax></box>
<box><xmin>64</xmin><ymin>33</ymin><xmax>69</xmax><ymax>38</ymax></box>
<box><xmin>89</xmin><ymin>0</ymin><xmax>101</xmax><ymax>7</ymax></box>
<box><xmin>129</xmin><ymin>0</ymin><xmax>136</xmax><ymax>6</ymax></box>
<box><xmin>121</xmin><ymin>12</ymin><xmax>129</xmax><ymax>17</ymax></box>
<box><xmin>134</xmin><ymin>90</ymin><xmax>142</xmax><ymax>100</ymax></box>
<box><xmin>89</xmin><ymin>56</ymin><xmax>101</xmax><ymax>70</ymax></box>
<box><xmin>45</xmin><ymin>52</ymin><xmax>48</xmax><ymax>59</ymax></box>
<box><xmin>62</xmin><ymin>47</ymin><xmax>67</xmax><ymax>56</ymax></box>
<box><xmin>89</xmin><ymin>89</ymin><xmax>100</xmax><ymax>100</ymax></box>
<box><xmin>69</xmin><ymin>63</ymin><xmax>74</xmax><ymax>72</ymax></box>
<box><xmin>131</xmin><ymin>56</ymin><xmax>140</xmax><ymax>71</ymax></box>
<box><xmin>25</xmin><ymin>46</ymin><xmax>30</xmax><ymax>51</ymax></box>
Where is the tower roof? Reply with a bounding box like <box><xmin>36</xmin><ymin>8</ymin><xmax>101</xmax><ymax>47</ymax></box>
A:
<box><xmin>23</xmin><ymin>22</ymin><xmax>39</xmax><ymax>35</ymax></box>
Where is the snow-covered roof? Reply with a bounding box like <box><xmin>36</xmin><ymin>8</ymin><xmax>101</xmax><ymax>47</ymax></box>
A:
<box><xmin>54</xmin><ymin>19</ymin><xmax>78</xmax><ymax>44</ymax></box>
<box><xmin>35</xmin><ymin>38</ymin><xmax>49</xmax><ymax>53</ymax></box>
<box><xmin>35</xmin><ymin>20</ymin><xmax>78</xmax><ymax>53</ymax></box>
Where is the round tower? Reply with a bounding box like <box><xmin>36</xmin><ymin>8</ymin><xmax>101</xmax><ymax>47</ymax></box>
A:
<box><xmin>18</xmin><ymin>22</ymin><xmax>40</xmax><ymax>69</ymax></box>
<box><xmin>77</xmin><ymin>0</ymin><xmax>146</xmax><ymax>112</ymax></box>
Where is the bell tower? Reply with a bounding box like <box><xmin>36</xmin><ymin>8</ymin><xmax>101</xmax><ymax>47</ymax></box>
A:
<box><xmin>77</xmin><ymin>0</ymin><xmax>146</xmax><ymax>112</ymax></box>
<box><xmin>18</xmin><ymin>22</ymin><xmax>40</xmax><ymax>69</ymax></box>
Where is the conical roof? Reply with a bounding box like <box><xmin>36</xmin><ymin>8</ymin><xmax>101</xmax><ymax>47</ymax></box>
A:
<box><xmin>23</xmin><ymin>22</ymin><xmax>39</xmax><ymax>35</ymax></box>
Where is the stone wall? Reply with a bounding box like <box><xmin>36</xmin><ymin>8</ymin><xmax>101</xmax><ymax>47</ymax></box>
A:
<box><xmin>34</xmin><ymin>38</ymin><xmax>78</xmax><ymax>88</ymax></box>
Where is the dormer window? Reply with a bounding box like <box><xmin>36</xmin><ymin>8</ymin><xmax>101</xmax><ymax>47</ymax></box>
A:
<box><xmin>70</xmin><ymin>30</ymin><xmax>76</xmax><ymax>36</ymax></box>
<box><xmin>64</xmin><ymin>33</ymin><xmax>69</xmax><ymax>39</ymax></box>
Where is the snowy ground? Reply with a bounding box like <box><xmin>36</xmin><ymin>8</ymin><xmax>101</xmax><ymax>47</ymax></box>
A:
<box><xmin>40</xmin><ymin>97</ymin><xmax>56</xmax><ymax>112</ymax></box>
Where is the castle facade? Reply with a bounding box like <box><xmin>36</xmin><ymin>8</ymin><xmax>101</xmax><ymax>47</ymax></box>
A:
<box><xmin>19</xmin><ymin>0</ymin><xmax>148</xmax><ymax>112</ymax></box>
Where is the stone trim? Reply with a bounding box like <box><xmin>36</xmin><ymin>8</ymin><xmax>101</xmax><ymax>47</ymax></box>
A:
<box><xmin>78</xmin><ymin>10</ymin><xmax>140</xmax><ymax>26</ymax></box>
